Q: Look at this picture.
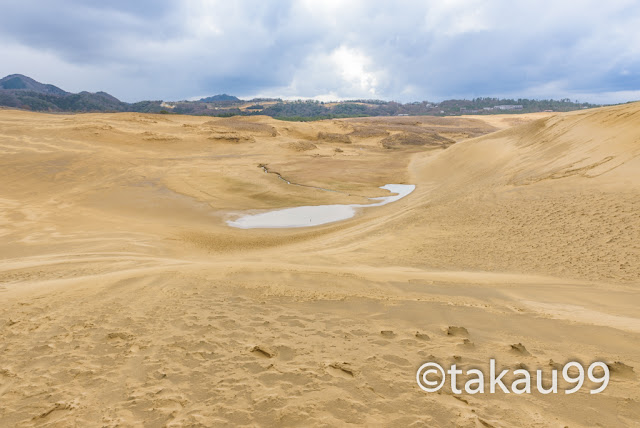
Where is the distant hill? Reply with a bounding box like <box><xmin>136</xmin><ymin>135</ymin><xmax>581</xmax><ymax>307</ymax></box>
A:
<box><xmin>0</xmin><ymin>74</ymin><xmax>601</xmax><ymax>118</ymax></box>
<box><xmin>0</xmin><ymin>74</ymin><xmax>68</xmax><ymax>96</ymax></box>
<box><xmin>0</xmin><ymin>74</ymin><xmax>147</xmax><ymax>113</ymax></box>
<box><xmin>199</xmin><ymin>94</ymin><xmax>240</xmax><ymax>102</ymax></box>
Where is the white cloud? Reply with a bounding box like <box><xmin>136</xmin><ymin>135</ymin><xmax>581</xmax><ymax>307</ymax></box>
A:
<box><xmin>329</xmin><ymin>46</ymin><xmax>381</xmax><ymax>96</ymax></box>
<box><xmin>423</xmin><ymin>0</ymin><xmax>490</xmax><ymax>36</ymax></box>
<box><xmin>0</xmin><ymin>0</ymin><xmax>639</xmax><ymax>103</ymax></box>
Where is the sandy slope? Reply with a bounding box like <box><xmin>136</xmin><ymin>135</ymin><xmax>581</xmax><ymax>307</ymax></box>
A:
<box><xmin>0</xmin><ymin>106</ymin><xmax>638</xmax><ymax>427</ymax></box>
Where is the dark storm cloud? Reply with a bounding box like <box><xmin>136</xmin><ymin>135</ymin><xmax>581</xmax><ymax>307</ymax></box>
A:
<box><xmin>0</xmin><ymin>0</ymin><xmax>179</xmax><ymax>63</ymax></box>
<box><xmin>0</xmin><ymin>0</ymin><xmax>639</xmax><ymax>103</ymax></box>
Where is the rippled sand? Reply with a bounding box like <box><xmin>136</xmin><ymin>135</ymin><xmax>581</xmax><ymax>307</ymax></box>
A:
<box><xmin>0</xmin><ymin>107</ymin><xmax>638</xmax><ymax>426</ymax></box>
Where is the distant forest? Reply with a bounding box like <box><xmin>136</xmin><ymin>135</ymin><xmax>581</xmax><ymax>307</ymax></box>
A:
<box><xmin>162</xmin><ymin>97</ymin><xmax>597</xmax><ymax>120</ymax></box>
<box><xmin>0</xmin><ymin>75</ymin><xmax>600</xmax><ymax>120</ymax></box>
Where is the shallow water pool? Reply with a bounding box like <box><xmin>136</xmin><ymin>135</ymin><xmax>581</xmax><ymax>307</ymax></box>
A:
<box><xmin>227</xmin><ymin>184</ymin><xmax>415</xmax><ymax>229</ymax></box>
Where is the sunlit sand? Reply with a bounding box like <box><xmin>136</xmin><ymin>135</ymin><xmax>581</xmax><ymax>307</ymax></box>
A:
<box><xmin>0</xmin><ymin>106</ymin><xmax>638</xmax><ymax>426</ymax></box>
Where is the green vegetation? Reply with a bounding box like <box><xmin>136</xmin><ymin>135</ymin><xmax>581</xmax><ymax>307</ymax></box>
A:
<box><xmin>0</xmin><ymin>74</ymin><xmax>602</xmax><ymax>119</ymax></box>
<box><xmin>436</xmin><ymin>97</ymin><xmax>594</xmax><ymax>114</ymax></box>
<box><xmin>199</xmin><ymin>94</ymin><xmax>240</xmax><ymax>102</ymax></box>
<box><xmin>261</xmin><ymin>100</ymin><xmax>329</xmax><ymax>117</ymax></box>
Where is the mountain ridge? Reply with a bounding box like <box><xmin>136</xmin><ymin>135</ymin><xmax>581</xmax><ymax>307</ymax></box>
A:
<box><xmin>0</xmin><ymin>74</ymin><xmax>68</xmax><ymax>96</ymax></box>
<box><xmin>0</xmin><ymin>73</ymin><xmax>603</xmax><ymax>117</ymax></box>
<box><xmin>199</xmin><ymin>93</ymin><xmax>240</xmax><ymax>102</ymax></box>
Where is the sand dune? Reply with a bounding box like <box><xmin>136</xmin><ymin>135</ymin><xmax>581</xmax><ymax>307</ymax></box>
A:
<box><xmin>0</xmin><ymin>105</ymin><xmax>638</xmax><ymax>426</ymax></box>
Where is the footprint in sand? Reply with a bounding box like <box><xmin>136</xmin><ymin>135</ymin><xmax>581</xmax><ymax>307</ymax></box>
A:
<box><xmin>510</xmin><ymin>343</ymin><xmax>531</xmax><ymax>356</ymax></box>
<box><xmin>328</xmin><ymin>362</ymin><xmax>356</xmax><ymax>378</ymax></box>
<box><xmin>446</xmin><ymin>326</ymin><xmax>469</xmax><ymax>337</ymax></box>
<box><xmin>548</xmin><ymin>359</ymin><xmax>563</xmax><ymax>370</ymax></box>
<box><xmin>606</xmin><ymin>361</ymin><xmax>635</xmax><ymax>378</ymax></box>
<box><xmin>106</xmin><ymin>332</ymin><xmax>135</xmax><ymax>341</ymax></box>
<box><xmin>458</xmin><ymin>338</ymin><xmax>475</xmax><ymax>349</ymax></box>
<box><xmin>415</xmin><ymin>332</ymin><xmax>430</xmax><ymax>341</ymax></box>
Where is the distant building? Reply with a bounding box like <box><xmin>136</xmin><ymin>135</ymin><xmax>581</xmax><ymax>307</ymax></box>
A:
<box><xmin>397</xmin><ymin>113</ymin><xmax>409</xmax><ymax>116</ymax></box>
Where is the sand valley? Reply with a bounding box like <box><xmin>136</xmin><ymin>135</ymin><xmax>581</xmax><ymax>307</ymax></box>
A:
<box><xmin>0</xmin><ymin>105</ymin><xmax>638</xmax><ymax>426</ymax></box>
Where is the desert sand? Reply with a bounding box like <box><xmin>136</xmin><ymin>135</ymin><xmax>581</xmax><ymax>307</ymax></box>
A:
<box><xmin>0</xmin><ymin>105</ymin><xmax>638</xmax><ymax>427</ymax></box>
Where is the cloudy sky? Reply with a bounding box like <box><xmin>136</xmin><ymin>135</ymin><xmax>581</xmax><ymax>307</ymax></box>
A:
<box><xmin>1</xmin><ymin>0</ymin><xmax>639</xmax><ymax>103</ymax></box>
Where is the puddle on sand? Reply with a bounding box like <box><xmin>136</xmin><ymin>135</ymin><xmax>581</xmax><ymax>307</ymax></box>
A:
<box><xmin>227</xmin><ymin>184</ymin><xmax>415</xmax><ymax>229</ymax></box>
